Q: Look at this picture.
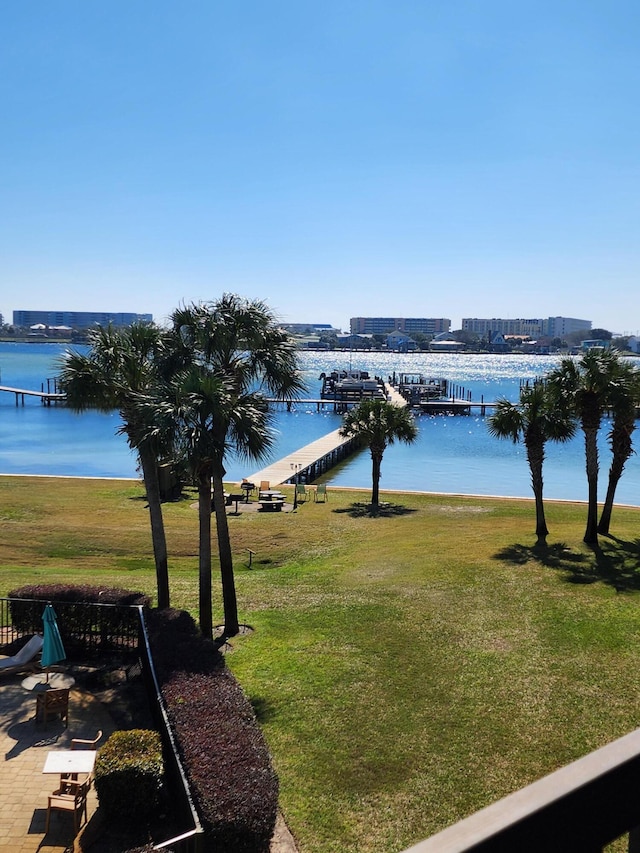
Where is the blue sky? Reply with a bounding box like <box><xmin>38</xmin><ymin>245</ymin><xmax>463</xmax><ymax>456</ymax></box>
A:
<box><xmin>2</xmin><ymin>1</ymin><xmax>640</xmax><ymax>333</ymax></box>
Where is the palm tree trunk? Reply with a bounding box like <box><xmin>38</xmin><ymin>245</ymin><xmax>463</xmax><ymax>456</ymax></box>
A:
<box><xmin>598</xmin><ymin>473</ymin><xmax>621</xmax><ymax>536</ymax></box>
<box><xmin>197</xmin><ymin>467</ymin><xmax>213</xmax><ymax>640</ymax></box>
<box><xmin>137</xmin><ymin>443</ymin><xmax>170</xmax><ymax>609</ymax></box>
<box><xmin>212</xmin><ymin>467</ymin><xmax>240</xmax><ymax>637</ymax></box>
<box><xmin>598</xmin><ymin>424</ymin><xmax>634</xmax><ymax>535</ymax></box>
<box><xmin>583</xmin><ymin>427</ymin><xmax>599</xmax><ymax>545</ymax></box>
<box><xmin>526</xmin><ymin>440</ymin><xmax>548</xmax><ymax>541</ymax></box>
<box><xmin>371</xmin><ymin>452</ymin><xmax>382</xmax><ymax>507</ymax></box>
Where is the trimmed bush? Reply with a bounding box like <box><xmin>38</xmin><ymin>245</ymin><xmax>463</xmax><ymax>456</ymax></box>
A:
<box><xmin>146</xmin><ymin>610</ymin><xmax>279</xmax><ymax>852</ymax></box>
<box><xmin>94</xmin><ymin>729</ymin><xmax>164</xmax><ymax>826</ymax></box>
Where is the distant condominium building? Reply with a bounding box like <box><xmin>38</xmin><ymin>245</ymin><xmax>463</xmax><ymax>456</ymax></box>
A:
<box><xmin>543</xmin><ymin>316</ymin><xmax>592</xmax><ymax>337</ymax></box>
<box><xmin>13</xmin><ymin>310</ymin><xmax>153</xmax><ymax>329</ymax></box>
<box><xmin>350</xmin><ymin>317</ymin><xmax>451</xmax><ymax>335</ymax></box>
<box><xmin>461</xmin><ymin>316</ymin><xmax>591</xmax><ymax>338</ymax></box>
<box><xmin>280</xmin><ymin>323</ymin><xmax>335</xmax><ymax>333</ymax></box>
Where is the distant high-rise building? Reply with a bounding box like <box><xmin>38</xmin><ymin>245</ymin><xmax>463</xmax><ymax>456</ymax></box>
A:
<box><xmin>543</xmin><ymin>317</ymin><xmax>592</xmax><ymax>337</ymax></box>
<box><xmin>350</xmin><ymin>317</ymin><xmax>450</xmax><ymax>335</ymax></box>
<box><xmin>461</xmin><ymin>316</ymin><xmax>591</xmax><ymax>338</ymax></box>
<box><xmin>13</xmin><ymin>310</ymin><xmax>153</xmax><ymax>329</ymax></box>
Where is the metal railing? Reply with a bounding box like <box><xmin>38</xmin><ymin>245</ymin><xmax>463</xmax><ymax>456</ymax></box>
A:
<box><xmin>401</xmin><ymin>726</ymin><xmax>640</xmax><ymax>853</ymax></box>
<box><xmin>0</xmin><ymin>597</ymin><xmax>140</xmax><ymax>656</ymax></box>
<box><xmin>136</xmin><ymin>608</ymin><xmax>204</xmax><ymax>853</ymax></box>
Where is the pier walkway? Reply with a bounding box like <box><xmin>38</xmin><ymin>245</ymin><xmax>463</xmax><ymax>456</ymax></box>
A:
<box><xmin>244</xmin><ymin>382</ymin><xmax>407</xmax><ymax>486</ymax></box>
<box><xmin>245</xmin><ymin>428</ymin><xmax>361</xmax><ymax>487</ymax></box>
<box><xmin>383</xmin><ymin>381</ymin><xmax>407</xmax><ymax>407</ymax></box>
<box><xmin>0</xmin><ymin>386</ymin><xmax>65</xmax><ymax>406</ymax></box>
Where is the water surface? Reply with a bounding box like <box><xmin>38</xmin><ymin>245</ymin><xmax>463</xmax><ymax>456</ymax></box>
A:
<box><xmin>1</xmin><ymin>343</ymin><xmax>639</xmax><ymax>506</ymax></box>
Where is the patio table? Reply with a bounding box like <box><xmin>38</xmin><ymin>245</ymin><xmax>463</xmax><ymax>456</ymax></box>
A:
<box><xmin>22</xmin><ymin>671</ymin><xmax>75</xmax><ymax>691</ymax></box>
<box><xmin>43</xmin><ymin>749</ymin><xmax>96</xmax><ymax>776</ymax></box>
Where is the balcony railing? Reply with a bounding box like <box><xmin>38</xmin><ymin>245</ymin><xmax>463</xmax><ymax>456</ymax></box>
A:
<box><xmin>401</xmin><ymin>726</ymin><xmax>640</xmax><ymax>852</ymax></box>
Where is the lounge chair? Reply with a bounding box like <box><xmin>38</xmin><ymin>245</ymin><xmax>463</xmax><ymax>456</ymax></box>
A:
<box><xmin>0</xmin><ymin>634</ymin><xmax>43</xmax><ymax>676</ymax></box>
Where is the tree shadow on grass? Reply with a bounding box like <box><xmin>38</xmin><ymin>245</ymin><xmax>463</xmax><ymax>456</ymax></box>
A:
<box><xmin>494</xmin><ymin>537</ymin><xmax>640</xmax><ymax>592</ymax></box>
<box><xmin>250</xmin><ymin>695</ymin><xmax>277</xmax><ymax>723</ymax></box>
<box><xmin>332</xmin><ymin>502</ymin><xmax>418</xmax><ymax>518</ymax></box>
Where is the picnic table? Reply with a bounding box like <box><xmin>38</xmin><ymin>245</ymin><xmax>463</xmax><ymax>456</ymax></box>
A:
<box><xmin>258</xmin><ymin>491</ymin><xmax>285</xmax><ymax>511</ymax></box>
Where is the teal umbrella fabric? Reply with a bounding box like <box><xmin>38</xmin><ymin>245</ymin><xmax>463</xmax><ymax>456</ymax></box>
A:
<box><xmin>41</xmin><ymin>604</ymin><xmax>66</xmax><ymax>669</ymax></box>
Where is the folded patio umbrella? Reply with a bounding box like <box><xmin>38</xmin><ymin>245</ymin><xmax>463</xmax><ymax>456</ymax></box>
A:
<box><xmin>41</xmin><ymin>604</ymin><xmax>66</xmax><ymax>673</ymax></box>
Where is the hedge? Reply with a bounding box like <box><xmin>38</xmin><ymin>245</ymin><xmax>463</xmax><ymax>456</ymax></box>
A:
<box><xmin>146</xmin><ymin>609</ymin><xmax>279</xmax><ymax>852</ymax></box>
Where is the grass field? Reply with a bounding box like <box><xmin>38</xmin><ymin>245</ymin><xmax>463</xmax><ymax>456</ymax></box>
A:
<box><xmin>1</xmin><ymin>475</ymin><xmax>640</xmax><ymax>852</ymax></box>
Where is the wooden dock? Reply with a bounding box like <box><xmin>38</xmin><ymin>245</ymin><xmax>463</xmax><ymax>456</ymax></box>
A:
<box><xmin>417</xmin><ymin>400</ymin><xmax>498</xmax><ymax>415</ymax></box>
<box><xmin>0</xmin><ymin>386</ymin><xmax>65</xmax><ymax>406</ymax></box>
<box><xmin>245</xmin><ymin>382</ymin><xmax>407</xmax><ymax>486</ymax></box>
<box><xmin>245</xmin><ymin>428</ymin><xmax>362</xmax><ymax>487</ymax></box>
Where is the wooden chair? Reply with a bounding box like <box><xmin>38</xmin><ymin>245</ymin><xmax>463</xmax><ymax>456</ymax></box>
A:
<box><xmin>259</xmin><ymin>480</ymin><xmax>270</xmax><ymax>491</ymax></box>
<box><xmin>60</xmin><ymin>730</ymin><xmax>103</xmax><ymax>791</ymax></box>
<box><xmin>71</xmin><ymin>729</ymin><xmax>103</xmax><ymax>751</ymax></box>
<box><xmin>35</xmin><ymin>688</ymin><xmax>69</xmax><ymax>728</ymax></box>
<box><xmin>46</xmin><ymin>778</ymin><xmax>90</xmax><ymax>834</ymax></box>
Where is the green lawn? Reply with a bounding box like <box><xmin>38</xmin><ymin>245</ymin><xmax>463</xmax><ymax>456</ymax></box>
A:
<box><xmin>1</xmin><ymin>476</ymin><xmax>639</xmax><ymax>851</ymax></box>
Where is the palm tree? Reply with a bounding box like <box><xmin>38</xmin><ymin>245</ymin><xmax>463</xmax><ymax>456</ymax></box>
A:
<box><xmin>339</xmin><ymin>399</ymin><xmax>418</xmax><ymax>507</ymax></box>
<box><xmin>547</xmin><ymin>349</ymin><xmax>623</xmax><ymax>545</ymax></box>
<box><xmin>57</xmin><ymin>323</ymin><xmax>172</xmax><ymax>608</ymax></box>
<box><xmin>166</xmin><ymin>296</ymin><xmax>304</xmax><ymax>640</ymax></box>
<box><xmin>487</xmin><ymin>381</ymin><xmax>576</xmax><ymax>542</ymax></box>
<box><xmin>597</xmin><ymin>362</ymin><xmax>640</xmax><ymax>534</ymax></box>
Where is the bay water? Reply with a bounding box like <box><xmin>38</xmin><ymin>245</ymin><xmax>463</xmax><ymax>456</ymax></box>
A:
<box><xmin>1</xmin><ymin>342</ymin><xmax>639</xmax><ymax>506</ymax></box>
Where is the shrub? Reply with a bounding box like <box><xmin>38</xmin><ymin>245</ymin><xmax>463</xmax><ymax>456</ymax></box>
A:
<box><xmin>94</xmin><ymin>729</ymin><xmax>164</xmax><ymax>826</ymax></box>
<box><xmin>146</xmin><ymin>610</ymin><xmax>279</xmax><ymax>852</ymax></box>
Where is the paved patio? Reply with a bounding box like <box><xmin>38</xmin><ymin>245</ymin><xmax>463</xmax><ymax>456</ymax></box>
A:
<box><xmin>0</xmin><ymin>675</ymin><xmax>115</xmax><ymax>853</ymax></box>
<box><xmin>0</xmin><ymin>669</ymin><xmax>298</xmax><ymax>853</ymax></box>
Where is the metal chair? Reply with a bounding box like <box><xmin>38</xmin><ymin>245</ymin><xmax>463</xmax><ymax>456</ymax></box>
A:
<box><xmin>314</xmin><ymin>484</ymin><xmax>328</xmax><ymax>502</ymax></box>
<box><xmin>295</xmin><ymin>483</ymin><xmax>308</xmax><ymax>502</ymax></box>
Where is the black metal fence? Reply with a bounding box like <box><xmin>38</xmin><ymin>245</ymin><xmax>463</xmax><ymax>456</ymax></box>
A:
<box><xmin>0</xmin><ymin>597</ymin><xmax>140</xmax><ymax>657</ymax></box>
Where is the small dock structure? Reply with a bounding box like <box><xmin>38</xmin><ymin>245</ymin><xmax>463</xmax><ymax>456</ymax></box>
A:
<box><xmin>319</xmin><ymin>369</ymin><xmax>386</xmax><ymax>411</ymax></box>
<box><xmin>388</xmin><ymin>373</ymin><xmax>493</xmax><ymax>414</ymax></box>
<box><xmin>0</xmin><ymin>385</ymin><xmax>65</xmax><ymax>406</ymax></box>
<box><xmin>391</xmin><ymin>373</ymin><xmax>449</xmax><ymax>406</ymax></box>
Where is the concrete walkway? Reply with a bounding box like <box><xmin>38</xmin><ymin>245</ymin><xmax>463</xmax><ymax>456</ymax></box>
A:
<box><xmin>0</xmin><ymin>675</ymin><xmax>115</xmax><ymax>853</ymax></box>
